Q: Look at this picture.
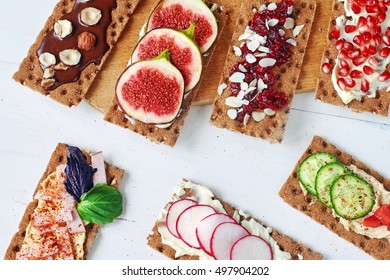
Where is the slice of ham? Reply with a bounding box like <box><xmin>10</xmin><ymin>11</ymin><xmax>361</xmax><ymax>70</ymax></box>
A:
<box><xmin>91</xmin><ymin>151</ymin><xmax>106</xmax><ymax>185</ymax></box>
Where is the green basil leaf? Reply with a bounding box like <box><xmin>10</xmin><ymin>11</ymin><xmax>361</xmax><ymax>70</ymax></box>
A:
<box><xmin>77</xmin><ymin>183</ymin><xmax>123</xmax><ymax>224</ymax></box>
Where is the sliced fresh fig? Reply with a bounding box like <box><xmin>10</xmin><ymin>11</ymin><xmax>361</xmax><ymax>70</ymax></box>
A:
<box><xmin>147</xmin><ymin>0</ymin><xmax>218</xmax><ymax>53</ymax></box>
<box><xmin>230</xmin><ymin>235</ymin><xmax>273</xmax><ymax>260</ymax></box>
<box><xmin>132</xmin><ymin>25</ymin><xmax>202</xmax><ymax>93</ymax></box>
<box><xmin>166</xmin><ymin>199</ymin><xmax>198</xmax><ymax>238</ymax></box>
<box><xmin>116</xmin><ymin>49</ymin><xmax>185</xmax><ymax>124</ymax></box>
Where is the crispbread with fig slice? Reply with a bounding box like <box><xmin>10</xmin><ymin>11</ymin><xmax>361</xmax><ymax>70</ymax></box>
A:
<box><xmin>279</xmin><ymin>136</ymin><xmax>390</xmax><ymax>259</ymax></box>
<box><xmin>13</xmin><ymin>0</ymin><xmax>140</xmax><ymax>107</ymax></box>
<box><xmin>210</xmin><ymin>0</ymin><xmax>316</xmax><ymax>143</ymax></box>
<box><xmin>315</xmin><ymin>0</ymin><xmax>390</xmax><ymax>116</ymax></box>
<box><xmin>104</xmin><ymin>0</ymin><xmax>228</xmax><ymax>147</ymax></box>
<box><xmin>4</xmin><ymin>143</ymin><xmax>125</xmax><ymax>260</ymax></box>
<box><xmin>147</xmin><ymin>179</ymin><xmax>323</xmax><ymax>260</ymax></box>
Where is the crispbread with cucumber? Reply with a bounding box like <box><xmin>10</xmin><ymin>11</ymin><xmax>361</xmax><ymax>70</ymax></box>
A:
<box><xmin>4</xmin><ymin>144</ymin><xmax>125</xmax><ymax>260</ymax></box>
<box><xmin>279</xmin><ymin>136</ymin><xmax>390</xmax><ymax>259</ymax></box>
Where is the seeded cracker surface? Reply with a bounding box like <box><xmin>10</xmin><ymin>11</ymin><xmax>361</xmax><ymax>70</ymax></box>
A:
<box><xmin>315</xmin><ymin>0</ymin><xmax>390</xmax><ymax>116</ymax></box>
<box><xmin>147</xmin><ymin>179</ymin><xmax>323</xmax><ymax>260</ymax></box>
<box><xmin>13</xmin><ymin>0</ymin><xmax>140</xmax><ymax>107</ymax></box>
<box><xmin>4</xmin><ymin>143</ymin><xmax>125</xmax><ymax>260</ymax></box>
<box><xmin>210</xmin><ymin>0</ymin><xmax>316</xmax><ymax>143</ymax></box>
<box><xmin>104</xmin><ymin>0</ymin><xmax>228</xmax><ymax>147</ymax></box>
<box><xmin>279</xmin><ymin>136</ymin><xmax>390</xmax><ymax>259</ymax></box>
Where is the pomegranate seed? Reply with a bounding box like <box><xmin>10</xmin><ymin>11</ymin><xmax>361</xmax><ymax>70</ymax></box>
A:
<box><xmin>386</xmin><ymin>27</ymin><xmax>390</xmax><ymax>36</ymax></box>
<box><xmin>379</xmin><ymin>71</ymin><xmax>390</xmax><ymax>82</ymax></box>
<box><xmin>361</xmin><ymin>46</ymin><xmax>369</xmax><ymax>57</ymax></box>
<box><xmin>363</xmin><ymin>65</ymin><xmax>375</xmax><ymax>75</ymax></box>
<box><xmin>379</xmin><ymin>47</ymin><xmax>390</xmax><ymax>57</ymax></box>
<box><xmin>357</xmin><ymin>16</ymin><xmax>367</xmax><ymax>27</ymax></box>
<box><xmin>336</xmin><ymin>39</ymin><xmax>346</xmax><ymax>50</ymax></box>
<box><xmin>358</xmin><ymin>24</ymin><xmax>370</xmax><ymax>33</ymax></box>
<box><xmin>348</xmin><ymin>49</ymin><xmax>361</xmax><ymax>59</ymax></box>
<box><xmin>339</xmin><ymin>68</ymin><xmax>349</xmax><ymax>77</ymax></box>
<box><xmin>340</xmin><ymin>59</ymin><xmax>350</xmax><ymax>70</ymax></box>
<box><xmin>321</xmin><ymin>62</ymin><xmax>332</xmax><ymax>74</ymax></box>
<box><xmin>378</xmin><ymin>1</ymin><xmax>387</xmax><ymax>11</ymax></box>
<box><xmin>373</xmin><ymin>25</ymin><xmax>382</xmax><ymax>35</ymax></box>
<box><xmin>363</xmin><ymin>32</ymin><xmax>372</xmax><ymax>43</ymax></box>
<box><xmin>367</xmin><ymin>15</ymin><xmax>377</xmax><ymax>26</ymax></box>
<box><xmin>339</xmin><ymin>49</ymin><xmax>349</xmax><ymax>59</ymax></box>
<box><xmin>350</xmin><ymin>70</ymin><xmax>363</xmax><ymax>78</ymax></box>
<box><xmin>366</xmin><ymin>4</ymin><xmax>379</xmax><ymax>13</ymax></box>
<box><xmin>368</xmin><ymin>57</ymin><xmax>378</xmax><ymax>67</ymax></box>
<box><xmin>383</xmin><ymin>35</ymin><xmax>390</xmax><ymax>46</ymax></box>
<box><xmin>330</xmin><ymin>26</ymin><xmax>340</xmax><ymax>39</ymax></box>
<box><xmin>353</xmin><ymin>56</ymin><xmax>366</xmax><ymax>66</ymax></box>
<box><xmin>345</xmin><ymin>78</ymin><xmax>356</xmax><ymax>88</ymax></box>
<box><xmin>385</xmin><ymin>0</ymin><xmax>390</xmax><ymax>6</ymax></box>
<box><xmin>367</xmin><ymin>0</ymin><xmax>378</xmax><ymax>5</ymax></box>
<box><xmin>360</xmin><ymin>78</ymin><xmax>369</xmax><ymax>91</ymax></box>
<box><xmin>373</xmin><ymin>34</ymin><xmax>382</xmax><ymax>45</ymax></box>
<box><xmin>353</xmin><ymin>34</ymin><xmax>365</xmax><ymax>46</ymax></box>
<box><xmin>358</xmin><ymin>0</ymin><xmax>367</xmax><ymax>6</ymax></box>
<box><xmin>377</xmin><ymin>12</ymin><xmax>387</xmax><ymax>23</ymax></box>
<box><xmin>345</xmin><ymin>25</ymin><xmax>357</xmax><ymax>33</ymax></box>
<box><xmin>337</xmin><ymin>78</ymin><xmax>347</xmax><ymax>90</ymax></box>
<box><xmin>368</xmin><ymin>44</ymin><xmax>376</xmax><ymax>55</ymax></box>
<box><xmin>344</xmin><ymin>42</ymin><xmax>354</xmax><ymax>51</ymax></box>
<box><xmin>351</xmin><ymin>2</ymin><xmax>362</xmax><ymax>13</ymax></box>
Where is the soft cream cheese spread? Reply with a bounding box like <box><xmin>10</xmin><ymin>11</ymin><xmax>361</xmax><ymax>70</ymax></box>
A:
<box><xmin>331</xmin><ymin>0</ymin><xmax>390</xmax><ymax>104</ymax></box>
<box><xmin>156</xmin><ymin>180</ymin><xmax>291</xmax><ymax>260</ymax></box>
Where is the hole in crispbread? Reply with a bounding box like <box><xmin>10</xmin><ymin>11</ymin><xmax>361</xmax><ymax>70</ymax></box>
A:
<box><xmin>238</xmin><ymin>18</ymin><xmax>244</xmax><ymax>25</ymax></box>
<box><xmin>61</xmin><ymin>9</ymin><xmax>67</xmax><ymax>15</ymax></box>
<box><xmin>280</xmin><ymin>67</ymin><xmax>286</xmax><ymax>73</ymax></box>
<box><xmin>126</xmin><ymin>3</ymin><xmax>133</xmax><ymax>9</ymax></box>
<box><xmin>29</xmin><ymin>56</ymin><xmax>35</xmax><ymax>62</ymax></box>
<box><xmin>77</xmin><ymin>80</ymin><xmax>83</xmax><ymax>85</ymax></box>
<box><xmin>277</xmin><ymin>82</ymin><xmax>282</xmax><ymax>88</ymax></box>
<box><xmin>309</xmin><ymin>3</ymin><xmax>315</xmax><ymax>10</ymax></box>
<box><xmin>307</xmin><ymin>149</ymin><xmax>312</xmax><ymax>154</ymax></box>
<box><xmin>58</xmin><ymin>155</ymin><xmax>64</xmax><ymax>162</ymax></box>
<box><xmin>28</xmin><ymin>75</ymin><xmax>34</xmax><ymax>81</ymax></box>
<box><xmin>85</xmin><ymin>74</ymin><xmax>92</xmax><ymax>81</ymax></box>
<box><xmin>332</xmin><ymin>92</ymin><xmax>337</xmax><ymax>98</ymax></box>
<box><xmin>359</xmin><ymin>242</ymin><xmax>366</xmax><ymax>248</ymax></box>
<box><xmin>275</xmin><ymin>74</ymin><xmax>280</xmax><ymax>80</ymax></box>
<box><xmin>301</xmin><ymin>3</ymin><xmax>307</xmax><ymax>8</ymax></box>
<box><xmin>111</xmin><ymin>31</ymin><xmax>117</xmax><ymax>37</ymax></box>
<box><xmin>291</xmin><ymin>78</ymin><xmax>297</xmax><ymax>84</ymax></box>
<box><xmin>302</xmin><ymin>33</ymin><xmax>307</xmax><ymax>40</ymax></box>
<box><xmin>211</xmin><ymin>114</ymin><xmax>217</xmax><ymax>120</ymax></box>
<box><xmin>293</xmin><ymin>172</ymin><xmax>297</xmax><ymax>178</ymax></box>
<box><xmin>295</xmin><ymin>62</ymin><xmax>301</xmax><ymax>68</ymax></box>
<box><xmin>330</xmin><ymin>223</ymin><xmax>336</xmax><ymax>230</ymax></box>
<box><xmin>379</xmin><ymin>242</ymin><xmax>386</xmax><ymax>250</ymax></box>
<box><xmin>296</xmin><ymin>245</ymin><xmax>303</xmax><ymax>253</ymax></box>
<box><xmin>272</xmin><ymin>121</ymin><xmax>278</xmax><ymax>128</ymax></box>
<box><xmin>111</xmin><ymin>23</ymin><xmax>117</xmax><ymax>29</ymax></box>
<box><xmin>306</xmin><ymin>197</ymin><xmax>312</xmax><ymax>203</ymax></box>
<box><xmin>266</xmin><ymin>128</ymin><xmax>271</xmax><ymax>135</ymax></box>
<box><xmin>119</xmin><ymin>16</ymin><xmax>124</xmax><ymax>23</ymax></box>
<box><xmin>321</xmin><ymin>206</ymin><xmax>327</xmax><ymax>213</ymax></box>
<box><xmin>299</xmin><ymin>48</ymin><xmax>305</xmax><ymax>54</ymax></box>
<box><xmin>305</xmin><ymin>18</ymin><xmax>311</xmax><ymax>24</ymax></box>
<box><xmin>322</xmin><ymin>141</ymin><xmax>328</xmax><ymax>148</ymax></box>
<box><xmin>325</xmin><ymin>50</ymin><xmax>330</xmax><ymax>57</ymax></box>
<box><xmin>148</xmin><ymin>127</ymin><xmax>155</xmax><ymax>133</ymax></box>
<box><xmin>13</xmin><ymin>245</ymin><xmax>20</xmax><ymax>252</ymax></box>
<box><xmin>319</xmin><ymin>81</ymin><xmax>324</xmax><ymax>88</ymax></box>
<box><xmin>60</xmin><ymin>90</ymin><xmax>67</xmax><ymax>96</ymax></box>
<box><xmin>217</xmin><ymin>109</ymin><xmax>223</xmax><ymax>115</ymax></box>
<box><xmin>174</xmin><ymin>128</ymin><xmax>180</xmax><ymax>134</ymax></box>
<box><xmin>331</xmin><ymin>19</ymin><xmax>337</xmax><ymax>25</ymax></box>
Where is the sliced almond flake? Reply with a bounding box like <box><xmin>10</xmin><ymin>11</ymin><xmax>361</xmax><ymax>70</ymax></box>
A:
<box><xmin>43</xmin><ymin>68</ymin><xmax>55</xmax><ymax>79</ymax></box>
<box><xmin>254</xmin><ymin>52</ymin><xmax>267</xmax><ymax>57</ymax></box>
<box><xmin>249</xmin><ymin>79</ymin><xmax>258</xmax><ymax>88</ymax></box>
<box><xmin>243</xmin><ymin>114</ymin><xmax>250</xmax><ymax>126</ymax></box>
<box><xmin>237</xmin><ymin>108</ymin><xmax>244</xmax><ymax>113</ymax></box>
<box><xmin>264</xmin><ymin>108</ymin><xmax>276</xmax><ymax>116</ymax></box>
<box><xmin>247</xmin><ymin>40</ymin><xmax>261</xmax><ymax>52</ymax></box>
<box><xmin>284</xmin><ymin>17</ymin><xmax>294</xmax><ymax>29</ymax></box>
<box><xmin>245</xmin><ymin>54</ymin><xmax>257</xmax><ymax>64</ymax></box>
<box><xmin>227</xmin><ymin>109</ymin><xmax>238</xmax><ymax>120</ymax></box>
<box><xmin>210</xmin><ymin>3</ymin><xmax>218</xmax><ymax>12</ymax></box>
<box><xmin>240</xmin><ymin>82</ymin><xmax>249</xmax><ymax>91</ymax></box>
<box><xmin>237</xmin><ymin>90</ymin><xmax>247</xmax><ymax>100</ymax></box>
<box><xmin>249</xmin><ymin>34</ymin><xmax>267</xmax><ymax>45</ymax></box>
<box><xmin>260</xmin><ymin>4</ymin><xmax>267</xmax><ymax>11</ymax></box>
<box><xmin>229</xmin><ymin>72</ymin><xmax>245</xmax><ymax>83</ymax></box>
<box><xmin>240</xmin><ymin>42</ymin><xmax>245</xmax><ymax>48</ymax></box>
<box><xmin>225</xmin><ymin>96</ymin><xmax>245</xmax><ymax>107</ymax></box>
<box><xmin>258</xmin><ymin>46</ymin><xmax>270</xmax><ymax>53</ymax></box>
<box><xmin>259</xmin><ymin>57</ymin><xmax>276</xmax><ymax>67</ymax></box>
<box><xmin>267</xmin><ymin>3</ymin><xmax>277</xmax><ymax>10</ymax></box>
<box><xmin>238</xmin><ymin>32</ymin><xmax>252</xmax><ymax>41</ymax></box>
<box><xmin>293</xmin><ymin>24</ymin><xmax>304</xmax><ymax>37</ymax></box>
<box><xmin>286</xmin><ymin>38</ymin><xmax>297</xmax><ymax>46</ymax></box>
<box><xmin>238</xmin><ymin>64</ymin><xmax>247</xmax><ymax>72</ymax></box>
<box><xmin>244</xmin><ymin>26</ymin><xmax>256</xmax><ymax>34</ymax></box>
<box><xmin>279</xmin><ymin>29</ymin><xmax>286</xmax><ymax>36</ymax></box>
<box><xmin>217</xmin><ymin>83</ymin><xmax>227</xmax><ymax>95</ymax></box>
<box><xmin>257</xmin><ymin>78</ymin><xmax>268</xmax><ymax>92</ymax></box>
<box><xmin>287</xmin><ymin>6</ymin><xmax>293</xmax><ymax>15</ymax></box>
<box><xmin>252</xmin><ymin>111</ymin><xmax>266</xmax><ymax>122</ymax></box>
<box><xmin>241</xmin><ymin>99</ymin><xmax>250</xmax><ymax>106</ymax></box>
<box><xmin>267</xmin><ymin>18</ymin><xmax>279</xmax><ymax>27</ymax></box>
<box><xmin>233</xmin><ymin>45</ymin><xmax>242</xmax><ymax>56</ymax></box>
<box><xmin>245</xmin><ymin>86</ymin><xmax>256</xmax><ymax>94</ymax></box>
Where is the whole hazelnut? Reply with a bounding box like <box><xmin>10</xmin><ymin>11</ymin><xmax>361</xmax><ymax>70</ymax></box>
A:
<box><xmin>77</xmin><ymin>32</ymin><xmax>96</xmax><ymax>51</ymax></box>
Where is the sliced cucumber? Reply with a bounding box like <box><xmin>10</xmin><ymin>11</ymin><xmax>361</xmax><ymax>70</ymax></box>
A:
<box><xmin>330</xmin><ymin>174</ymin><xmax>375</xmax><ymax>220</ymax></box>
<box><xmin>315</xmin><ymin>162</ymin><xmax>350</xmax><ymax>208</ymax></box>
<box><xmin>298</xmin><ymin>152</ymin><xmax>338</xmax><ymax>196</ymax></box>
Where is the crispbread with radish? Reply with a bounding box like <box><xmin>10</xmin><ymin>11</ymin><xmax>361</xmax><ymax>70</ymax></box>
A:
<box><xmin>4</xmin><ymin>144</ymin><xmax>125</xmax><ymax>260</ymax></box>
<box><xmin>147</xmin><ymin>179</ymin><xmax>323</xmax><ymax>260</ymax></box>
<box><xmin>316</xmin><ymin>0</ymin><xmax>390</xmax><ymax>116</ymax></box>
<box><xmin>210</xmin><ymin>0</ymin><xmax>316</xmax><ymax>143</ymax></box>
<box><xmin>279</xmin><ymin>136</ymin><xmax>390</xmax><ymax>259</ymax></box>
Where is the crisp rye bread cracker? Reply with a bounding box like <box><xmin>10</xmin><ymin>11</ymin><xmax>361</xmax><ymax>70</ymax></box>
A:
<box><xmin>147</xmin><ymin>179</ymin><xmax>323</xmax><ymax>260</ymax></box>
<box><xmin>315</xmin><ymin>0</ymin><xmax>390</xmax><ymax>116</ymax></box>
<box><xmin>4</xmin><ymin>143</ymin><xmax>125</xmax><ymax>260</ymax></box>
<box><xmin>104</xmin><ymin>1</ymin><xmax>228</xmax><ymax>147</ymax></box>
<box><xmin>210</xmin><ymin>0</ymin><xmax>316</xmax><ymax>143</ymax></box>
<box><xmin>279</xmin><ymin>136</ymin><xmax>390</xmax><ymax>259</ymax></box>
<box><xmin>13</xmin><ymin>0</ymin><xmax>140</xmax><ymax>107</ymax></box>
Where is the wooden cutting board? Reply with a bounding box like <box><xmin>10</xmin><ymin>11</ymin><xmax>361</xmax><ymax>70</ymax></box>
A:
<box><xmin>85</xmin><ymin>0</ymin><xmax>333</xmax><ymax>112</ymax></box>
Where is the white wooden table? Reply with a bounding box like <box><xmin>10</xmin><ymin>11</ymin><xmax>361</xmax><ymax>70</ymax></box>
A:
<box><xmin>0</xmin><ymin>0</ymin><xmax>389</xmax><ymax>260</ymax></box>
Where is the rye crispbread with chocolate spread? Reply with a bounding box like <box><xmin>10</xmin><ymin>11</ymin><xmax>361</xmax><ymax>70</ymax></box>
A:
<box><xmin>103</xmin><ymin>1</ymin><xmax>228</xmax><ymax>147</ymax></box>
<box><xmin>315</xmin><ymin>0</ymin><xmax>390</xmax><ymax>116</ymax></box>
<box><xmin>147</xmin><ymin>179</ymin><xmax>323</xmax><ymax>260</ymax></box>
<box><xmin>210</xmin><ymin>0</ymin><xmax>316</xmax><ymax>143</ymax></box>
<box><xmin>4</xmin><ymin>143</ymin><xmax>125</xmax><ymax>260</ymax></box>
<box><xmin>13</xmin><ymin>0</ymin><xmax>140</xmax><ymax>107</ymax></box>
<box><xmin>279</xmin><ymin>136</ymin><xmax>390</xmax><ymax>259</ymax></box>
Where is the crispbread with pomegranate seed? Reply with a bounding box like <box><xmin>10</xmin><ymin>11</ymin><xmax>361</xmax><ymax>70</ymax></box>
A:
<box><xmin>315</xmin><ymin>0</ymin><xmax>390</xmax><ymax>116</ymax></box>
<box><xmin>210</xmin><ymin>0</ymin><xmax>316</xmax><ymax>143</ymax></box>
<box><xmin>103</xmin><ymin>1</ymin><xmax>228</xmax><ymax>147</ymax></box>
<box><xmin>147</xmin><ymin>179</ymin><xmax>323</xmax><ymax>260</ymax></box>
<box><xmin>13</xmin><ymin>0</ymin><xmax>140</xmax><ymax>107</ymax></box>
<box><xmin>4</xmin><ymin>143</ymin><xmax>125</xmax><ymax>260</ymax></box>
<box><xmin>279</xmin><ymin>136</ymin><xmax>390</xmax><ymax>259</ymax></box>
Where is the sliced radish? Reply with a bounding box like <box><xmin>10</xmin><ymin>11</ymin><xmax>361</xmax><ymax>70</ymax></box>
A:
<box><xmin>210</xmin><ymin>222</ymin><xmax>249</xmax><ymax>260</ymax></box>
<box><xmin>230</xmin><ymin>235</ymin><xmax>273</xmax><ymax>260</ymax></box>
<box><xmin>196</xmin><ymin>213</ymin><xmax>236</xmax><ymax>256</ymax></box>
<box><xmin>166</xmin><ymin>199</ymin><xmax>197</xmax><ymax>238</ymax></box>
<box><xmin>176</xmin><ymin>205</ymin><xmax>216</xmax><ymax>248</ymax></box>
<box><xmin>91</xmin><ymin>151</ymin><xmax>106</xmax><ymax>185</ymax></box>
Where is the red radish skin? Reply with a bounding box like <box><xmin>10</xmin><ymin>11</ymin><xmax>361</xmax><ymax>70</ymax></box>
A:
<box><xmin>132</xmin><ymin>28</ymin><xmax>202</xmax><ymax>92</ymax></box>
<box><xmin>176</xmin><ymin>205</ymin><xmax>216</xmax><ymax>249</ymax></box>
<box><xmin>166</xmin><ymin>199</ymin><xmax>197</xmax><ymax>238</ymax></box>
<box><xmin>147</xmin><ymin>0</ymin><xmax>218</xmax><ymax>53</ymax></box>
<box><xmin>210</xmin><ymin>222</ymin><xmax>250</xmax><ymax>260</ymax></box>
<box><xmin>195</xmin><ymin>213</ymin><xmax>237</xmax><ymax>256</ymax></box>
<box><xmin>230</xmin><ymin>235</ymin><xmax>273</xmax><ymax>260</ymax></box>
